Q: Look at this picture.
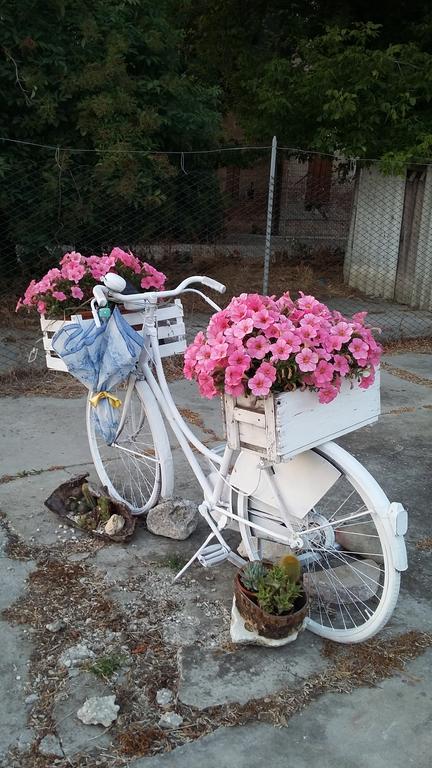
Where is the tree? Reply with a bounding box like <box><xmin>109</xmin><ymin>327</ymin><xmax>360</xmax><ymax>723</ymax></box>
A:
<box><xmin>241</xmin><ymin>23</ymin><xmax>432</xmax><ymax>168</ymax></box>
<box><xmin>0</xmin><ymin>0</ymin><xmax>221</xmax><ymax>274</ymax></box>
<box><xmin>178</xmin><ymin>3</ymin><xmax>432</xmax><ymax>167</ymax></box>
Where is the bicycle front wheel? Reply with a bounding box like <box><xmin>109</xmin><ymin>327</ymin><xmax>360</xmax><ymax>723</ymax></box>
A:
<box><xmin>234</xmin><ymin>442</ymin><xmax>402</xmax><ymax>643</ymax></box>
<box><xmin>87</xmin><ymin>379</ymin><xmax>173</xmax><ymax>514</ymax></box>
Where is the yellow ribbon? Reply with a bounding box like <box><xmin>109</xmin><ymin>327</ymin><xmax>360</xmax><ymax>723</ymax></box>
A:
<box><xmin>89</xmin><ymin>391</ymin><xmax>122</xmax><ymax>409</ymax></box>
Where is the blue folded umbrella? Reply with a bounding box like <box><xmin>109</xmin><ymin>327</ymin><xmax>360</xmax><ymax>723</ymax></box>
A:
<box><xmin>52</xmin><ymin>308</ymin><xmax>144</xmax><ymax>443</ymax></box>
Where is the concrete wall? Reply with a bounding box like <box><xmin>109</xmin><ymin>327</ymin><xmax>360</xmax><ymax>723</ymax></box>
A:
<box><xmin>344</xmin><ymin>167</ymin><xmax>406</xmax><ymax>300</ymax></box>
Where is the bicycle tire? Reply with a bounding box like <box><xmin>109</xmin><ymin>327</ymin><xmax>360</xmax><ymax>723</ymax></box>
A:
<box><xmin>234</xmin><ymin>441</ymin><xmax>402</xmax><ymax>643</ymax></box>
<box><xmin>87</xmin><ymin>378</ymin><xmax>173</xmax><ymax>514</ymax></box>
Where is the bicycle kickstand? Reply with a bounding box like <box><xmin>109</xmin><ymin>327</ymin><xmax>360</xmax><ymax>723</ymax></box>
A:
<box><xmin>173</xmin><ymin>502</ymin><xmax>246</xmax><ymax>582</ymax></box>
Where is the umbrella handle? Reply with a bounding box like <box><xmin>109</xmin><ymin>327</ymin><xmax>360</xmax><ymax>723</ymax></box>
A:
<box><xmin>90</xmin><ymin>298</ymin><xmax>102</xmax><ymax>327</ymax></box>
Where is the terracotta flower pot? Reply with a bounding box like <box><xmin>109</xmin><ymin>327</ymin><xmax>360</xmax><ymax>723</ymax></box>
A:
<box><xmin>234</xmin><ymin>568</ymin><xmax>308</xmax><ymax>640</ymax></box>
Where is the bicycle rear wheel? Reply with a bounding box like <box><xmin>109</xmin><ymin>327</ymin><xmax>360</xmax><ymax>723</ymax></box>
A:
<box><xmin>234</xmin><ymin>442</ymin><xmax>403</xmax><ymax>643</ymax></box>
<box><xmin>87</xmin><ymin>378</ymin><xmax>173</xmax><ymax>514</ymax></box>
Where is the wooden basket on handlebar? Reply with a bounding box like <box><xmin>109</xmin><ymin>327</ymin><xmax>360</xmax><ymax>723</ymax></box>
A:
<box><xmin>40</xmin><ymin>300</ymin><xmax>186</xmax><ymax>372</ymax></box>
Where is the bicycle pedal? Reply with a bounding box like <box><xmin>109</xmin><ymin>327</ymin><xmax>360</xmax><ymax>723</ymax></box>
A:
<box><xmin>197</xmin><ymin>543</ymin><xmax>230</xmax><ymax>568</ymax></box>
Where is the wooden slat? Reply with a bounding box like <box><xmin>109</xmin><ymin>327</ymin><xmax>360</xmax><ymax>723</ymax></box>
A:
<box><xmin>224</xmin><ymin>372</ymin><xmax>380</xmax><ymax>460</ymax></box>
<box><xmin>232</xmin><ymin>407</ymin><xmax>266</xmax><ymax>427</ymax></box>
<box><xmin>41</xmin><ymin>299</ymin><xmax>186</xmax><ymax>371</ymax></box>
<box><xmin>159</xmin><ymin>339</ymin><xmax>187</xmax><ymax>358</ymax></box>
<box><xmin>156</xmin><ymin>321</ymin><xmax>185</xmax><ymax>340</ymax></box>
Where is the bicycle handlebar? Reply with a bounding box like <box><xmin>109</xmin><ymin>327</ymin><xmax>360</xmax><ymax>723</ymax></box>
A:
<box><xmin>93</xmin><ymin>274</ymin><xmax>226</xmax><ymax>308</ymax></box>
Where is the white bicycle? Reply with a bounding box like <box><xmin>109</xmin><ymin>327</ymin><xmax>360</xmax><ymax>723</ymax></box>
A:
<box><xmin>87</xmin><ymin>274</ymin><xmax>408</xmax><ymax>644</ymax></box>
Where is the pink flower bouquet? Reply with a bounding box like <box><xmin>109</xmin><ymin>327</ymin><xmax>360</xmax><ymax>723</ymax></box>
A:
<box><xmin>184</xmin><ymin>292</ymin><xmax>381</xmax><ymax>405</ymax></box>
<box><xmin>16</xmin><ymin>247</ymin><xmax>166</xmax><ymax>318</ymax></box>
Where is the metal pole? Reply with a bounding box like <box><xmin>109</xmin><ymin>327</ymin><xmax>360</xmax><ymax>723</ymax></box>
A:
<box><xmin>262</xmin><ymin>135</ymin><xmax>277</xmax><ymax>295</ymax></box>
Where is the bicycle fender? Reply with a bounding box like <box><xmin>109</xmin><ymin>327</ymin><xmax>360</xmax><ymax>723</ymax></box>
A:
<box><xmin>231</xmin><ymin>449</ymin><xmax>341</xmax><ymax>520</ymax></box>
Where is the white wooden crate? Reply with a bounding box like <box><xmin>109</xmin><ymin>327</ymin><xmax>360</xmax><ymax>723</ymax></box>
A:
<box><xmin>223</xmin><ymin>370</ymin><xmax>380</xmax><ymax>461</ymax></box>
<box><xmin>40</xmin><ymin>300</ymin><xmax>186</xmax><ymax>372</ymax></box>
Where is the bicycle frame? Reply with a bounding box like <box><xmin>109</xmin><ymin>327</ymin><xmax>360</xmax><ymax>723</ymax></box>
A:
<box><xmin>108</xmin><ymin>296</ymin><xmax>312</xmax><ymax>577</ymax></box>
<box><xmin>103</xmin><ymin>287</ymin><xmax>389</xmax><ymax>580</ymax></box>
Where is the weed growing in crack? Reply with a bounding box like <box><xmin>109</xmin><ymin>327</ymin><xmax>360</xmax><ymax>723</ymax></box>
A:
<box><xmin>88</xmin><ymin>654</ymin><xmax>125</xmax><ymax>680</ymax></box>
<box><xmin>160</xmin><ymin>554</ymin><xmax>189</xmax><ymax>571</ymax></box>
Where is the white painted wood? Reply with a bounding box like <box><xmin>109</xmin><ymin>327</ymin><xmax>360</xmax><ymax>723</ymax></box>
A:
<box><xmin>41</xmin><ymin>300</ymin><xmax>186</xmax><ymax>371</ymax></box>
<box><xmin>155</xmin><ymin>320</ymin><xmax>186</xmax><ymax>340</ymax></box>
<box><xmin>223</xmin><ymin>394</ymin><xmax>240</xmax><ymax>449</ymax></box>
<box><xmin>224</xmin><ymin>370</ymin><xmax>380</xmax><ymax>460</ymax></box>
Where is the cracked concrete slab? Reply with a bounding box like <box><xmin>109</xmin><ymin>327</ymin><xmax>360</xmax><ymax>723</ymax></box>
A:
<box><xmin>178</xmin><ymin>633</ymin><xmax>326</xmax><ymax>708</ymax></box>
<box><xmin>132</xmin><ymin>653</ymin><xmax>432</xmax><ymax>768</ymax></box>
<box><xmin>0</xmin><ymin>552</ymin><xmax>35</xmax><ymax>610</ymax></box>
<box><xmin>383</xmin><ymin>353</ymin><xmax>432</xmax><ymax>381</ymax></box>
<box><xmin>0</xmin><ymin>470</ymin><xmax>89</xmax><ymax>547</ymax></box>
<box><xmin>0</xmin><ymin>624</ymin><xmax>34</xmax><ymax>758</ymax></box>
<box><xmin>53</xmin><ymin>672</ymin><xmax>113</xmax><ymax>757</ymax></box>
<box><xmin>379</xmin><ymin>370</ymin><xmax>432</xmax><ymax>411</ymax></box>
<box><xmin>0</xmin><ymin>352</ymin><xmax>431</xmax><ymax>767</ymax></box>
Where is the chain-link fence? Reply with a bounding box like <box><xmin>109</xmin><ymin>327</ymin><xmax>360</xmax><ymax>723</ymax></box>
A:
<box><xmin>1</xmin><ymin>139</ymin><xmax>432</xmax><ymax>377</ymax></box>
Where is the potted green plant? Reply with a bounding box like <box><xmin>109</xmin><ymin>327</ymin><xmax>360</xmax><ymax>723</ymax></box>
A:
<box><xmin>234</xmin><ymin>555</ymin><xmax>308</xmax><ymax>640</ymax></box>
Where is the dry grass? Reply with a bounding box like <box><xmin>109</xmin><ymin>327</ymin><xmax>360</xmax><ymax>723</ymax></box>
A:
<box><xmin>0</xmin><ymin>367</ymin><xmax>85</xmax><ymax>398</ymax></box>
<box><xmin>416</xmin><ymin>537</ymin><xmax>432</xmax><ymax>552</ymax></box>
<box><xmin>178</xmin><ymin>249</ymin><xmax>356</xmax><ymax>312</ymax></box>
<box><xmin>383</xmin><ymin>338</ymin><xmax>432</xmax><ymax>355</ymax></box>
<box><xmin>117</xmin><ymin>725</ymin><xmax>168</xmax><ymax>757</ymax></box>
<box><xmin>163</xmin><ymin>354</ymin><xmax>185</xmax><ymax>382</ymax></box>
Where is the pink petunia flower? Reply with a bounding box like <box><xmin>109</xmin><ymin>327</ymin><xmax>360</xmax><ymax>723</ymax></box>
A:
<box><xmin>232</xmin><ymin>317</ymin><xmax>254</xmax><ymax>338</ymax></box>
<box><xmin>52</xmin><ymin>291</ymin><xmax>67</xmax><ymax>302</ymax></box>
<box><xmin>196</xmin><ymin>344</ymin><xmax>213</xmax><ymax>362</ymax></box>
<box><xmin>228</xmin><ymin>349</ymin><xmax>251</xmax><ymax>369</ymax></box>
<box><xmin>198</xmin><ymin>372</ymin><xmax>217</xmax><ymax>399</ymax></box>
<box><xmin>348</xmin><ymin>337</ymin><xmax>370</xmax><ymax>361</ymax></box>
<box><xmin>257</xmin><ymin>361</ymin><xmax>277</xmax><ymax>382</ymax></box>
<box><xmin>295</xmin><ymin>348</ymin><xmax>319</xmax><ymax>372</ymax></box>
<box><xmin>333</xmin><ymin>354</ymin><xmax>350</xmax><ymax>375</ymax></box>
<box><xmin>248</xmin><ymin>371</ymin><xmax>272</xmax><ymax>397</ymax></box>
<box><xmin>318</xmin><ymin>383</ymin><xmax>339</xmax><ymax>404</ymax></box>
<box><xmin>297</xmin><ymin>294</ymin><xmax>320</xmax><ymax>313</ymax></box>
<box><xmin>225</xmin><ymin>365</ymin><xmax>245</xmax><ymax>386</ymax></box>
<box><xmin>225</xmin><ymin>381</ymin><xmax>246</xmax><ymax>396</ymax></box>
<box><xmin>330</xmin><ymin>322</ymin><xmax>353</xmax><ymax>350</ymax></box>
<box><xmin>252</xmin><ymin>308</ymin><xmax>273</xmax><ymax>330</ymax></box>
<box><xmin>298</xmin><ymin>323</ymin><xmax>318</xmax><ymax>343</ymax></box>
<box><xmin>71</xmin><ymin>285</ymin><xmax>84</xmax><ymax>300</ymax></box>
<box><xmin>245</xmin><ymin>335</ymin><xmax>271</xmax><ymax>360</ymax></box>
<box><xmin>359</xmin><ymin>366</ymin><xmax>376</xmax><ymax>389</ymax></box>
<box><xmin>210</xmin><ymin>342</ymin><xmax>229</xmax><ymax>360</ymax></box>
<box><xmin>313</xmin><ymin>360</ymin><xmax>335</xmax><ymax>385</ymax></box>
<box><xmin>270</xmin><ymin>337</ymin><xmax>292</xmax><ymax>361</ymax></box>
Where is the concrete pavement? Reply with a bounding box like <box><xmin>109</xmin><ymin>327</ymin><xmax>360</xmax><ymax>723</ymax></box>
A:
<box><xmin>0</xmin><ymin>353</ymin><xmax>431</xmax><ymax>767</ymax></box>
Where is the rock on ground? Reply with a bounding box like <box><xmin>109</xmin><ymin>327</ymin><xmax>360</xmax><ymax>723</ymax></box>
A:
<box><xmin>158</xmin><ymin>712</ymin><xmax>183</xmax><ymax>730</ymax></box>
<box><xmin>146</xmin><ymin>498</ymin><xmax>199</xmax><ymax>540</ymax></box>
<box><xmin>156</xmin><ymin>688</ymin><xmax>173</xmax><ymax>707</ymax></box>
<box><xmin>77</xmin><ymin>695</ymin><xmax>119</xmax><ymax>727</ymax></box>
<box><xmin>38</xmin><ymin>734</ymin><xmax>63</xmax><ymax>758</ymax></box>
<box><xmin>303</xmin><ymin>559</ymin><xmax>379</xmax><ymax>604</ymax></box>
<box><xmin>335</xmin><ymin>523</ymin><xmax>384</xmax><ymax>563</ymax></box>
<box><xmin>58</xmin><ymin>643</ymin><xmax>95</xmax><ymax>668</ymax></box>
